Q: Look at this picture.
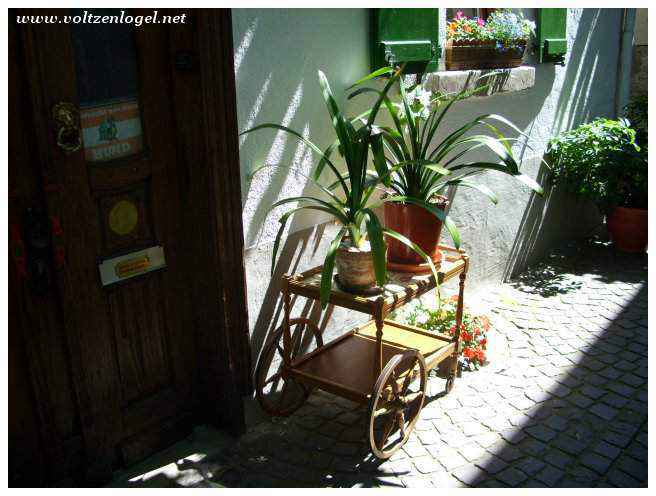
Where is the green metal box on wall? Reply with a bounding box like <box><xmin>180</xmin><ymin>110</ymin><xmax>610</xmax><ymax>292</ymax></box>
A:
<box><xmin>537</xmin><ymin>8</ymin><xmax>568</xmax><ymax>63</ymax></box>
<box><xmin>371</xmin><ymin>8</ymin><xmax>441</xmax><ymax>73</ymax></box>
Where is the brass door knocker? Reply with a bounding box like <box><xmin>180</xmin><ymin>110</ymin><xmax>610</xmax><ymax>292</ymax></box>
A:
<box><xmin>52</xmin><ymin>102</ymin><xmax>82</xmax><ymax>153</ymax></box>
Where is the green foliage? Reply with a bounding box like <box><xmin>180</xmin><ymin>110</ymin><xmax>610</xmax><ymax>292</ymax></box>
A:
<box><xmin>625</xmin><ymin>94</ymin><xmax>648</xmax><ymax>152</ymax></box>
<box><xmin>548</xmin><ymin>117</ymin><xmax>646</xmax><ymax>211</ymax></box>
<box><xmin>447</xmin><ymin>9</ymin><xmax>535</xmax><ymax>47</ymax></box>
<box><xmin>242</xmin><ymin>67</ymin><xmax>439</xmax><ymax>308</ymax></box>
<box><xmin>348</xmin><ymin>68</ymin><xmax>544</xmax><ymax>248</ymax></box>
<box><xmin>404</xmin><ymin>297</ymin><xmax>490</xmax><ymax>370</ymax></box>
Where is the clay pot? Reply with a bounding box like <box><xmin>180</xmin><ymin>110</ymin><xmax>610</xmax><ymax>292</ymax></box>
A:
<box><xmin>607</xmin><ymin>206</ymin><xmax>648</xmax><ymax>253</ymax></box>
<box><xmin>384</xmin><ymin>197</ymin><xmax>449</xmax><ymax>268</ymax></box>
<box><xmin>334</xmin><ymin>240</ymin><xmax>377</xmax><ymax>292</ymax></box>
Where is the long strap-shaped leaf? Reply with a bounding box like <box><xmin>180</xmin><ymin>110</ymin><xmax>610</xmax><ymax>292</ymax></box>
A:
<box><xmin>448</xmin><ymin>162</ymin><xmax>544</xmax><ymax>194</ymax></box>
<box><xmin>241</xmin><ymin>122</ymin><xmax>349</xmax><ymax>198</ymax></box>
<box><xmin>382</xmin><ymin>228</ymin><xmax>440</xmax><ymax>290</ymax></box>
<box><xmin>362</xmin><ymin>208</ymin><xmax>387</xmax><ymax>287</ymax></box>
<box><xmin>271</xmin><ymin>205</ymin><xmax>346</xmax><ymax>276</ymax></box>
<box><xmin>384</xmin><ymin>195</ymin><xmax>461</xmax><ymax>249</ymax></box>
<box><xmin>270</xmin><ymin>195</ymin><xmax>349</xmax><ymax>224</ymax></box>
<box><xmin>320</xmin><ymin>227</ymin><xmax>347</xmax><ymax>308</ymax></box>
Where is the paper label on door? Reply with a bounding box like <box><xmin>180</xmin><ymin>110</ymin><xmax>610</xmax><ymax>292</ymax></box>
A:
<box><xmin>98</xmin><ymin>245</ymin><xmax>166</xmax><ymax>286</ymax></box>
<box><xmin>80</xmin><ymin>99</ymin><xmax>144</xmax><ymax>162</ymax></box>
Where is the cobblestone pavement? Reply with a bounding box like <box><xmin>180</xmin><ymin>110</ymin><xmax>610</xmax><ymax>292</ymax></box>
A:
<box><xmin>120</xmin><ymin>239</ymin><xmax>647</xmax><ymax>488</ymax></box>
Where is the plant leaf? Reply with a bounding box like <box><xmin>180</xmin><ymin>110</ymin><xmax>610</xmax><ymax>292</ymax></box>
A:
<box><xmin>384</xmin><ymin>195</ymin><xmax>461</xmax><ymax>249</ymax></box>
<box><xmin>363</xmin><ymin>208</ymin><xmax>387</xmax><ymax>287</ymax></box>
<box><xmin>320</xmin><ymin>227</ymin><xmax>346</xmax><ymax>308</ymax></box>
<box><xmin>382</xmin><ymin>228</ymin><xmax>440</xmax><ymax>288</ymax></box>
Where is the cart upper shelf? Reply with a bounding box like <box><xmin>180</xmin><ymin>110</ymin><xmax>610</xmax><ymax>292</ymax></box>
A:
<box><xmin>286</xmin><ymin>244</ymin><xmax>468</xmax><ymax>317</ymax></box>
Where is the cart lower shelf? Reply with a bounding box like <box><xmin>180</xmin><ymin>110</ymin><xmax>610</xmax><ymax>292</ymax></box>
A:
<box><xmin>289</xmin><ymin>319</ymin><xmax>455</xmax><ymax>403</ymax></box>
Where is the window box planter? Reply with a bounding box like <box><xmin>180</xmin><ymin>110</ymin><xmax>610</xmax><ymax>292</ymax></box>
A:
<box><xmin>445</xmin><ymin>39</ymin><xmax>526</xmax><ymax>70</ymax></box>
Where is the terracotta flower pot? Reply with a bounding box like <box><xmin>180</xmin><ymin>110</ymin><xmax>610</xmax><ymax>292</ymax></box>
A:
<box><xmin>334</xmin><ymin>240</ymin><xmax>378</xmax><ymax>292</ymax></box>
<box><xmin>607</xmin><ymin>206</ymin><xmax>648</xmax><ymax>253</ymax></box>
<box><xmin>384</xmin><ymin>197</ymin><xmax>449</xmax><ymax>270</ymax></box>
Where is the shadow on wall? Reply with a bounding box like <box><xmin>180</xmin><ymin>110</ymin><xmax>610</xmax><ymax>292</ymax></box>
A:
<box><xmin>503</xmin><ymin>8</ymin><xmax>620</xmax><ymax>280</ymax></box>
<box><xmin>232</xmin><ymin>9</ymin><xmax>372</xmax><ymax>248</ymax></box>
<box><xmin>551</xmin><ymin>8</ymin><xmax>621</xmax><ymax>134</ymax></box>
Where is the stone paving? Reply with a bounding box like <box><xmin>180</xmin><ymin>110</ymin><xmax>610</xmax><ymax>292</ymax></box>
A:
<box><xmin>116</xmin><ymin>238</ymin><xmax>648</xmax><ymax>488</ymax></box>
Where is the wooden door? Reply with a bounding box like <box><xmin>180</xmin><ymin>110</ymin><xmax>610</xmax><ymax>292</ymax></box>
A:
<box><xmin>11</xmin><ymin>9</ymin><xmax>250</xmax><ymax>485</ymax></box>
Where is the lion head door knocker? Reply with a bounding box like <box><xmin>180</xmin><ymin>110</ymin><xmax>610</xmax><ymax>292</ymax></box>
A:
<box><xmin>52</xmin><ymin>102</ymin><xmax>82</xmax><ymax>153</ymax></box>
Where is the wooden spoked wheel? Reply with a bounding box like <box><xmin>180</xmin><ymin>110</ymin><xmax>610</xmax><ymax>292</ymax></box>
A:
<box><xmin>368</xmin><ymin>350</ymin><xmax>427</xmax><ymax>459</ymax></box>
<box><xmin>255</xmin><ymin>318</ymin><xmax>323</xmax><ymax>417</ymax></box>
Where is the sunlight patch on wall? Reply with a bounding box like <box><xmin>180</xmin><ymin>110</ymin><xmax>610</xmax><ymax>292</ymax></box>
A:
<box><xmin>239</xmin><ymin>72</ymin><xmax>272</xmax><ymax>148</ymax></box>
<box><xmin>234</xmin><ymin>17</ymin><xmax>258</xmax><ymax>78</ymax></box>
<box><xmin>242</xmin><ymin>79</ymin><xmax>305</xmax><ymax>246</ymax></box>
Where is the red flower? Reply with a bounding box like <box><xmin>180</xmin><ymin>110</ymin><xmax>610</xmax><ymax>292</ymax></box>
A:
<box><xmin>479</xmin><ymin>338</ymin><xmax>487</xmax><ymax>348</ymax></box>
<box><xmin>476</xmin><ymin>349</ymin><xmax>486</xmax><ymax>363</ymax></box>
<box><xmin>474</xmin><ymin>327</ymin><xmax>480</xmax><ymax>337</ymax></box>
<box><xmin>449</xmin><ymin>325</ymin><xmax>456</xmax><ymax>335</ymax></box>
<box><xmin>461</xmin><ymin>330</ymin><xmax>471</xmax><ymax>342</ymax></box>
<box><xmin>463</xmin><ymin>347</ymin><xmax>474</xmax><ymax>359</ymax></box>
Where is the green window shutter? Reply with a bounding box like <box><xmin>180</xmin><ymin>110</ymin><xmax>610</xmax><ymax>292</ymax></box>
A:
<box><xmin>537</xmin><ymin>8</ymin><xmax>568</xmax><ymax>64</ymax></box>
<box><xmin>371</xmin><ymin>8</ymin><xmax>440</xmax><ymax>73</ymax></box>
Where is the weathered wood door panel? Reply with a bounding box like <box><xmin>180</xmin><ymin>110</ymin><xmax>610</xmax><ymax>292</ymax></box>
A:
<box><xmin>15</xmin><ymin>8</ymin><xmax>199</xmax><ymax>481</ymax></box>
<box><xmin>11</xmin><ymin>9</ymin><xmax>251</xmax><ymax>486</ymax></box>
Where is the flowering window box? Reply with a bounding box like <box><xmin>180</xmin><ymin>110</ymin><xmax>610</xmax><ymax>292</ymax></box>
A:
<box><xmin>445</xmin><ymin>39</ymin><xmax>527</xmax><ymax>70</ymax></box>
<box><xmin>446</xmin><ymin>9</ymin><xmax>534</xmax><ymax>71</ymax></box>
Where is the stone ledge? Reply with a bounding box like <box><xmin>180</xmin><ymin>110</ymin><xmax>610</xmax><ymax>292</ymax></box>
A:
<box><xmin>424</xmin><ymin>65</ymin><xmax>535</xmax><ymax>97</ymax></box>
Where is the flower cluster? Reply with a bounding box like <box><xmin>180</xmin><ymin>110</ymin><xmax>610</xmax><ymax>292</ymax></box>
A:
<box><xmin>404</xmin><ymin>296</ymin><xmax>490</xmax><ymax>370</ymax></box>
<box><xmin>447</xmin><ymin>9</ymin><xmax>536</xmax><ymax>49</ymax></box>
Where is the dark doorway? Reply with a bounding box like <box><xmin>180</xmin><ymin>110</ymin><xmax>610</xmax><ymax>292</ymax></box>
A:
<box><xmin>9</xmin><ymin>8</ymin><xmax>250</xmax><ymax>486</ymax></box>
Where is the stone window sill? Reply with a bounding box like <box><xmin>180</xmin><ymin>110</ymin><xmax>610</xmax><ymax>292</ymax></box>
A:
<box><xmin>424</xmin><ymin>65</ymin><xmax>535</xmax><ymax>97</ymax></box>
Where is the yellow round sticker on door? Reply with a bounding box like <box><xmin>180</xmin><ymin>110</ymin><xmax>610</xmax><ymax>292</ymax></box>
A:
<box><xmin>108</xmin><ymin>200</ymin><xmax>138</xmax><ymax>236</ymax></box>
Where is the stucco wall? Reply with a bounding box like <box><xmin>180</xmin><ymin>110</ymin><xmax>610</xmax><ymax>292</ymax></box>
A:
<box><xmin>631</xmin><ymin>9</ymin><xmax>647</xmax><ymax>97</ymax></box>
<box><xmin>232</xmin><ymin>8</ymin><xmax>623</xmax><ymax>397</ymax></box>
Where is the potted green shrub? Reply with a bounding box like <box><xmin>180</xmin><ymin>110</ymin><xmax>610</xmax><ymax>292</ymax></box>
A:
<box><xmin>242</xmin><ymin>67</ymin><xmax>439</xmax><ymax>307</ymax></box>
<box><xmin>547</xmin><ymin>114</ymin><xmax>647</xmax><ymax>252</ymax></box>
<box><xmin>348</xmin><ymin>68</ymin><xmax>544</xmax><ymax>272</ymax></box>
<box><xmin>445</xmin><ymin>10</ymin><xmax>536</xmax><ymax>70</ymax></box>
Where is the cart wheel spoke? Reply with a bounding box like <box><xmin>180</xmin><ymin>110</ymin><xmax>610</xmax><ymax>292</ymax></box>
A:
<box><xmin>255</xmin><ymin>318</ymin><xmax>322</xmax><ymax>417</ymax></box>
<box><xmin>369</xmin><ymin>350</ymin><xmax>427</xmax><ymax>460</ymax></box>
<box><xmin>263</xmin><ymin>371</ymin><xmax>282</xmax><ymax>387</ymax></box>
<box><xmin>397</xmin><ymin>411</ymin><xmax>406</xmax><ymax>438</ymax></box>
<box><xmin>379</xmin><ymin>415</ymin><xmax>397</xmax><ymax>446</ymax></box>
<box><xmin>404</xmin><ymin>391</ymin><xmax>424</xmax><ymax>405</ymax></box>
<box><xmin>401</xmin><ymin>358</ymin><xmax>419</xmax><ymax>395</ymax></box>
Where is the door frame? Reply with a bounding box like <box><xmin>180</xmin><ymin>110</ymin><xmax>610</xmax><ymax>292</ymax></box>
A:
<box><xmin>11</xmin><ymin>8</ymin><xmax>250</xmax><ymax>485</ymax></box>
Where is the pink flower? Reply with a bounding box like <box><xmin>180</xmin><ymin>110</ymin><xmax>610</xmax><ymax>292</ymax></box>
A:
<box><xmin>477</xmin><ymin>18</ymin><xmax>485</xmax><ymax>26</ymax></box>
<box><xmin>455</xmin><ymin>11</ymin><xmax>465</xmax><ymax>20</ymax></box>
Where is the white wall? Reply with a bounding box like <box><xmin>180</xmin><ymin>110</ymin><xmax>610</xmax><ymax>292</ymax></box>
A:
<box><xmin>232</xmin><ymin>8</ymin><xmax>624</xmax><ymax>382</ymax></box>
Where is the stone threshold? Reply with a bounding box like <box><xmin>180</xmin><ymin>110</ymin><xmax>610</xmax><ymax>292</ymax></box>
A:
<box><xmin>424</xmin><ymin>65</ymin><xmax>536</xmax><ymax>97</ymax></box>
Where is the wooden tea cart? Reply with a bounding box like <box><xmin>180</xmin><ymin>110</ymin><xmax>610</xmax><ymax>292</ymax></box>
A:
<box><xmin>255</xmin><ymin>245</ymin><xmax>469</xmax><ymax>459</ymax></box>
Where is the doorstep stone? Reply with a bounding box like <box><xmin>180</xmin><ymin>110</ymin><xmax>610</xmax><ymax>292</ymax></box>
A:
<box><xmin>424</xmin><ymin>65</ymin><xmax>535</xmax><ymax>97</ymax></box>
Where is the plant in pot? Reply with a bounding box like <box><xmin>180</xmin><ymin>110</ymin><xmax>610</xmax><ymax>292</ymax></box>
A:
<box><xmin>548</xmin><ymin>115</ymin><xmax>647</xmax><ymax>252</ymax></box>
<box><xmin>242</xmin><ymin>67</ymin><xmax>439</xmax><ymax>308</ymax></box>
<box><xmin>348</xmin><ymin>68</ymin><xmax>545</xmax><ymax>272</ymax></box>
<box><xmin>445</xmin><ymin>9</ymin><xmax>536</xmax><ymax>70</ymax></box>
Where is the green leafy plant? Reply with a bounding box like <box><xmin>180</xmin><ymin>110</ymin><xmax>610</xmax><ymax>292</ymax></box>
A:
<box><xmin>242</xmin><ymin>67</ymin><xmax>439</xmax><ymax>308</ymax></box>
<box><xmin>404</xmin><ymin>296</ymin><xmax>490</xmax><ymax>371</ymax></box>
<box><xmin>625</xmin><ymin>94</ymin><xmax>647</xmax><ymax>151</ymax></box>
<box><xmin>347</xmin><ymin>67</ymin><xmax>545</xmax><ymax>245</ymax></box>
<box><xmin>447</xmin><ymin>9</ymin><xmax>535</xmax><ymax>48</ymax></box>
<box><xmin>547</xmin><ymin>118</ymin><xmax>646</xmax><ymax>211</ymax></box>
